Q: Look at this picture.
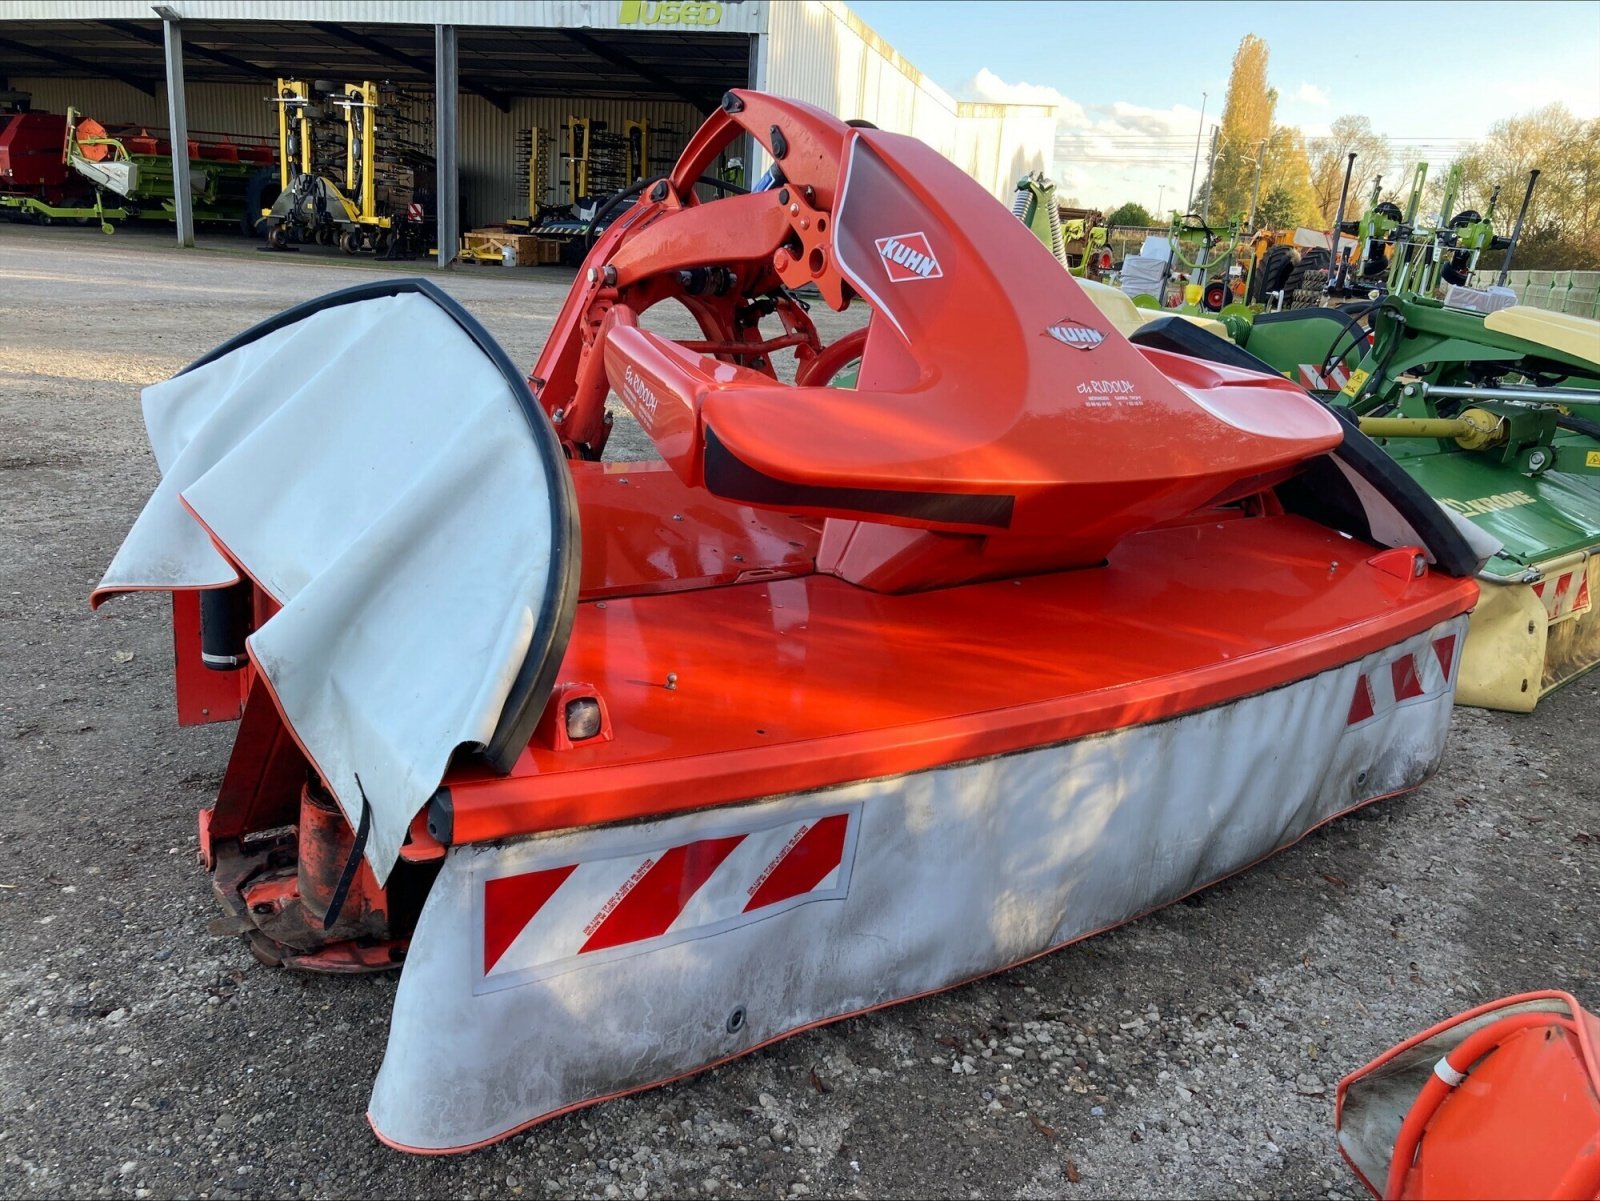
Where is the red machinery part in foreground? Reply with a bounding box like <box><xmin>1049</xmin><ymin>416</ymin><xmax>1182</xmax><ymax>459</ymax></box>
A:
<box><xmin>1336</xmin><ymin>991</ymin><xmax>1600</xmax><ymax>1199</ymax></box>
<box><xmin>93</xmin><ymin>89</ymin><xmax>1487</xmax><ymax>1152</ymax></box>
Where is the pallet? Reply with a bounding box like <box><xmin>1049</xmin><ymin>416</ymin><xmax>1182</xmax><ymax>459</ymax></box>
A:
<box><xmin>460</xmin><ymin>227</ymin><xmax>561</xmax><ymax>266</ymax></box>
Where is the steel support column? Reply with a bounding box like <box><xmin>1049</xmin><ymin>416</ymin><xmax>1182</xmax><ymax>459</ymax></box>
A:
<box><xmin>159</xmin><ymin>11</ymin><xmax>194</xmax><ymax>248</ymax></box>
<box><xmin>434</xmin><ymin>24</ymin><xmax>458</xmax><ymax>268</ymax></box>
<box><xmin>744</xmin><ymin>32</ymin><xmax>766</xmax><ymax>186</ymax></box>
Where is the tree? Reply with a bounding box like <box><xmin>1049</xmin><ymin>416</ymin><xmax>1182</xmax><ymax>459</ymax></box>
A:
<box><xmin>1205</xmin><ymin>35</ymin><xmax>1274</xmax><ymax>223</ymax></box>
<box><xmin>1256</xmin><ymin>186</ymin><xmax>1299</xmax><ymax>231</ymax></box>
<box><xmin>1106</xmin><ymin>201</ymin><xmax>1153</xmax><ymax>227</ymax></box>
<box><xmin>1258</xmin><ymin>125</ymin><xmax>1319</xmax><ymax>228</ymax></box>
<box><xmin>1448</xmin><ymin>104</ymin><xmax>1600</xmax><ymax>268</ymax></box>
<box><xmin>1197</xmin><ymin>35</ymin><xmax>1316</xmax><ymax>229</ymax></box>
<box><xmin>1309</xmin><ymin>115</ymin><xmax>1390</xmax><ymax>224</ymax></box>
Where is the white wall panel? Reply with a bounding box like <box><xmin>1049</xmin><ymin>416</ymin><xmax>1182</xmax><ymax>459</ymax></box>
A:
<box><xmin>953</xmin><ymin>101</ymin><xmax>1055</xmax><ymax>199</ymax></box>
<box><xmin>763</xmin><ymin>0</ymin><xmax>1054</xmax><ymax>200</ymax></box>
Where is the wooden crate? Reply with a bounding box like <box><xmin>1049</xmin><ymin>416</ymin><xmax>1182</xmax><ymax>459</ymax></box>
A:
<box><xmin>461</xmin><ymin>227</ymin><xmax>563</xmax><ymax>266</ymax></box>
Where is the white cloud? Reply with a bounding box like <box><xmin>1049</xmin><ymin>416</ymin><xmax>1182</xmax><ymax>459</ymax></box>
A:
<box><xmin>1498</xmin><ymin>75</ymin><xmax>1600</xmax><ymax>118</ymax></box>
<box><xmin>961</xmin><ymin>69</ymin><xmax>1204</xmax><ymax>210</ymax></box>
<box><xmin>1295</xmin><ymin>82</ymin><xmax>1330</xmax><ymax>107</ymax></box>
<box><xmin>964</xmin><ymin>67</ymin><xmax>1084</xmax><ymax>122</ymax></box>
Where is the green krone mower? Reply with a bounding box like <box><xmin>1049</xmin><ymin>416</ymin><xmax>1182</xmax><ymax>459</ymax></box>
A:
<box><xmin>1022</xmin><ymin>162</ymin><xmax>1600</xmax><ymax>710</ymax></box>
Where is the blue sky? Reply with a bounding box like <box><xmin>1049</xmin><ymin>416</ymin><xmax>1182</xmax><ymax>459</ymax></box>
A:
<box><xmin>846</xmin><ymin>0</ymin><xmax>1600</xmax><ymax>209</ymax></box>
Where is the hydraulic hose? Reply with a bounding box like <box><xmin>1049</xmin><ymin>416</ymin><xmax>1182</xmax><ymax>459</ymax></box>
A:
<box><xmin>1318</xmin><ymin>301</ymin><xmax>1380</xmax><ymax>379</ymax></box>
<box><xmin>582</xmin><ymin>173</ymin><xmax>750</xmax><ymax>253</ymax></box>
<box><xmin>1557</xmin><ymin>412</ymin><xmax>1600</xmax><ymax>441</ymax></box>
<box><xmin>1383</xmin><ymin>1012</ymin><xmax>1580</xmax><ymax>1200</ymax></box>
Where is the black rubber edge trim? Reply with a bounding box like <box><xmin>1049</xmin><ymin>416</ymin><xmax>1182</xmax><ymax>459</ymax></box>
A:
<box><xmin>703</xmin><ymin>426</ymin><xmax>1014</xmax><ymax>529</ymax></box>
<box><xmin>425</xmin><ymin>786</ymin><xmax>453</xmax><ymax>845</ymax></box>
<box><xmin>1128</xmin><ymin>316</ymin><xmax>1281</xmax><ymax>377</ymax></box>
<box><xmin>1307</xmin><ymin>410</ymin><xmax>1480</xmax><ymax>579</ymax></box>
<box><xmin>322</xmin><ymin>785</ymin><xmax>371</xmax><ymax>928</ymax></box>
<box><xmin>1251</xmin><ymin>307</ymin><xmax>1364</xmax><ymax>334</ymax></box>
<box><xmin>1332</xmin><ymin>411</ymin><xmax>1480</xmax><ymax>577</ymax></box>
<box><xmin>176</xmin><ymin>277</ymin><xmax>582</xmax><ymax>776</ymax></box>
<box><xmin>1122</xmin><ymin>317</ymin><xmax>1476</xmax><ymax>577</ymax></box>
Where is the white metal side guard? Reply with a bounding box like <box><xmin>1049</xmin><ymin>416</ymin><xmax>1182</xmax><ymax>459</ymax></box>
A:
<box><xmin>369</xmin><ymin>615</ymin><xmax>1466</xmax><ymax>1153</ymax></box>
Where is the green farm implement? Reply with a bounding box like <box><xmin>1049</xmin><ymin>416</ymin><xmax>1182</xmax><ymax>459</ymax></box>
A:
<box><xmin>1012</xmin><ymin>173</ymin><xmax>1111</xmax><ymax>279</ymax></box>
<box><xmin>13</xmin><ymin>108</ymin><xmax>278</xmax><ymax>234</ymax></box>
<box><xmin>1020</xmin><ymin>165</ymin><xmax>1600</xmax><ymax>710</ymax></box>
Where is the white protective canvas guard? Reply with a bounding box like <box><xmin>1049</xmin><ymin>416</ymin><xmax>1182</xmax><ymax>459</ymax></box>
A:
<box><xmin>94</xmin><ymin>281</ymin><xmax>579</xmax><ymax>883</ymax></box>
<box><xmin>369</xmin><ymin>615</ymin><xmax>1467</xmax><ymax>1152</ymax></box>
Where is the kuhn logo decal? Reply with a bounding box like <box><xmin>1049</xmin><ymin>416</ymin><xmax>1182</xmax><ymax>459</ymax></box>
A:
<box><xmin>875</xmin><ymin>232</ymin><xmax>943</xmax><ymax>282</ymax></box>
<box><xmin>1046</xmin><ymin>319</ymin><xmax>1105</xmax><ymax>350</ymax></box>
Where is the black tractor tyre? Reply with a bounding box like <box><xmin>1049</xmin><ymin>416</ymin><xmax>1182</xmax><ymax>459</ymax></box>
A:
<box><xmin>1283</xmin><ymin>248</ymin><xmax>1331</xmax><ymax>306</ymax></box>
<box><xmin>1254</xmin><ymin>244</ymin><xmax>1296</xmax><ymax>305</ymax></box>
<box><xmin>267</xmin><ymin>223</ymin><xmax>289</xmax><ymax>249</ymax></box>
<box><xmin>1291</xmin><ymin>269</ymin><xmax>1331</xmax><ymax>310</ymax></box>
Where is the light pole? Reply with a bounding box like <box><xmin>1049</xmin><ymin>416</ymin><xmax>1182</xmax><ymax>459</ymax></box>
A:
<box><xmin>1185</xmin><ymin>91</ymin><xmax>1207</xmax><ymax>213</ymax></box>
<box><xmin>1201</xmin><ymin>125</ymin><xmax>1220</xmax><ymax>222</ymax></box>
<box><xmin>1246</xmin><ymin>139</ymin><xmax>1266</xmax><ymax>230</ymax></box>
<box><xmin>1156</xmin><ymin>183</ymin><xmax>1166</xmax><ymax>219</ymax></box>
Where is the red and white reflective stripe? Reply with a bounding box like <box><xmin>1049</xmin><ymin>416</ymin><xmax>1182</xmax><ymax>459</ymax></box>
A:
<box><xmin>1297</xmin><ymin>363</ymin><xmax>1351</xmax><ymax>391</ymax></box>
<box><xmin>1347</xmin><ymin>635</ymin><xmax>1457</xmax><ymax>726</ymax></box>
<box><xmin>480</xmin><ymin>810</ymin><xmax>856</xmax><ymax>984</ymax></box>
<box><xmin>1531</xmin><ymin>566</ymin><xmax>1592</xmax><ymax>624</ymax></box>
<box><xmin>406</xmin><ymin>202</ymin><xmax>423</xmax><ymax>221</ymax></box>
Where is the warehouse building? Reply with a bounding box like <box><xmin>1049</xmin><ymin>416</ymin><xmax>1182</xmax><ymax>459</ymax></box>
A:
<box><xmin>0</xmin><ymin>0</ymin><xmax>1055</xmax><ymax>262</ymax></box>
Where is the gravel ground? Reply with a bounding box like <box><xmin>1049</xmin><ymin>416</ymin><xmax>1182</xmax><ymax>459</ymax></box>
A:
<box><xmin>1</xmin><ymin>224</ymin><xmax>1595</xmax><ymax>1201</ymax></box>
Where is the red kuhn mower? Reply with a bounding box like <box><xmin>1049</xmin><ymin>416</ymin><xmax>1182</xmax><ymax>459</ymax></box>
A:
<box><xmin>96</xmin><ymin>91</ymin><xmax>1487</xmax><ymax>1152</ymax></box>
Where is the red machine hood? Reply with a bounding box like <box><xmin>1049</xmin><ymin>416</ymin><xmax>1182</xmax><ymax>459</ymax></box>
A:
<box><xmin>535</xmin><ymin>90</ymin><xmax>1340</xmax><ymax>587</ymax></box>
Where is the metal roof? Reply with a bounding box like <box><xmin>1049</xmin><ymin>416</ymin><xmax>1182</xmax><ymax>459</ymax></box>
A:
<box><xmin>0</xmin><ymin>18</ymin><xmax>750</xmax><ymax>109</ymax></box>
<box><xmin>0</xmin><ymin>2</ymin><xmax>767</xmax><ymax>33</ymax></box>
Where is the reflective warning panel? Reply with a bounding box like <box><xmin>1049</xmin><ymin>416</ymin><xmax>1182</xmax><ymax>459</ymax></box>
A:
<box><xmin>1346</xmin><ymin>634</ymin><xmax>1457</xmax><ymax>726</ymax></box>
<box><xmin>477</xmin><ymin>808</ymin><xmax>860</xmax><ymax>991</ymax></box>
